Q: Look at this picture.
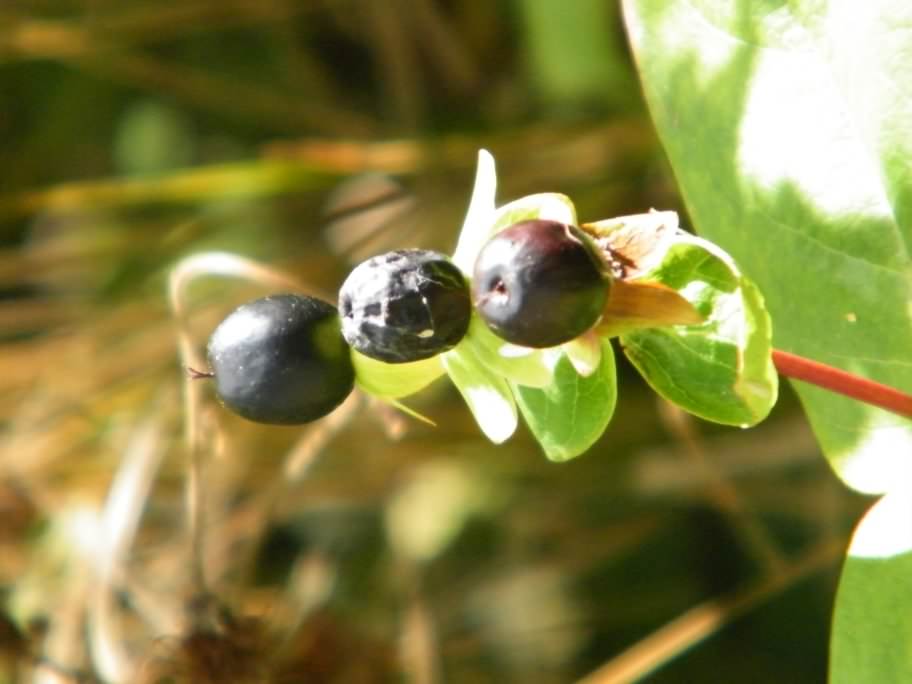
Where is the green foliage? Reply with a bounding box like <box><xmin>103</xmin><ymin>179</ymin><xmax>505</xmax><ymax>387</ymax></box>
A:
<box><xmin>831</xmin><ymin>491</ymin><xmax>912</xmax><ymax>683</ymax></box>
<box><xmin>623</xmin><ymin>0</ymin><xmax>912</xmax><ymax>496</ymax></box>
<box><xmin>624</xmin><ymin>2</ymin><xmax>912</xmax><ymax>681</ymax></box>
<box><xmin>441</xmin><ymin>341</ymin><xmax>518</xmax><ymax>444</ymax></box>
<box><xmin>621</xmin><ymin>235</ymin><xmax>777</xmax><ymax>427</ymax></box>
<box><xmin>465</xmin><ymin>316</ymin><xmax>552</xmax><ymax>388</ymax></box>
<box><xmin>513</xmin><ymin>338</ymin><xmax>617</xmax><ymax>462</ymax></box>
<box><xmin>355</xmin><ymin>152</ymin><xmax>776</xmax><ymax>460</ymax></box>
<box><xmin>351</xmin><ymin>350</ymin><xmax>444</xmax><ymax>399</ymax></box>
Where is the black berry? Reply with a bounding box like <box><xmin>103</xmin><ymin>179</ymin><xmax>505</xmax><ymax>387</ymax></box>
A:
<box><xmin>339</xmin><ymin>249</ymin><xmax>471</xmax><ymax>363</ymax></box>
<box><xmin>206</xmin><ymin>294</ymin><xmax>354</xmax><ymax>424</ymax></box>
<box><xmin>472</xmin><ymin>219</ymin><xmax>609</xmax><ymax>348</ymax></box>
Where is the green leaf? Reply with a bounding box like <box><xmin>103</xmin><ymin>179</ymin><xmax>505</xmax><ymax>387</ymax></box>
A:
<box><xmin>620</xmin><ymin>234</ymin><xmax>777</xmax><ymax>426</ymax></box>
<box><xmin>489</xmin><ymin>192</ymin><xmax>577</xmax><ymax>236</ymax></box>
<box><xmin>352</xmin><ymin>350</ymin><xmax>445</xmax><ymax>399</ymax></box>
<box><xmin>464</xmin><ymin>315</ymin><xmax>552</xmax><ymax>388</ymax></box>
<box><xmin>441</xmin><ymin>344</ymin><xmax>518</xmax><ymax>444</ymax></box>
<box><xmin>562</xmin><ymin>332</ymin><xmax>602</xmax><ymax>377</ymax></box>
<box><xmin>623</xmin><ymin>1</ymin><xmax>912</xmax><ymax>492</ymax></box>
<box><xmin>831</xmin><ymin>490</ymin><xmax>912</xmax><ymax>683</ymax></box>
<box><xmin>513</xmin><ymin>338</ymin><xmax>617</xmax><ymax>461</ymax></box>
<box><xmin>452</xmin><ymin>150</ymin><xmax>497</xmax><ymax>274</ymax></box>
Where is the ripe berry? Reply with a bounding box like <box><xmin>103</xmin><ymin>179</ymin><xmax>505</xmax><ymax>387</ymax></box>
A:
<box><xmin>339</xmin><ymin>249</ymin><xmax>471</xmax><ymax>363</ymax></box>
<box><xmin>206</xmin><ymin>294</ymin><xmax>354</xmax><ymax>424</ymax></box>
<box><xmin>472</xmin><ymin>219</ymin><xmax>609</xmax><ymax>348</ymax></box>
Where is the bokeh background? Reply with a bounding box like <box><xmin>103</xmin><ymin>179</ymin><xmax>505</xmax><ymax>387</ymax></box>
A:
<box><xmin>0</xmin><ymin>2</ymin><xmax>869</xmax><ymax>682</ymax></box>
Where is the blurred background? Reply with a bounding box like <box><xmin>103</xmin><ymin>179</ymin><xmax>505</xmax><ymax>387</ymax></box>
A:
<box><xmin>0</xmin><ymin>1</ymin><xmax>869</xmax><ymax>682</ymax></box>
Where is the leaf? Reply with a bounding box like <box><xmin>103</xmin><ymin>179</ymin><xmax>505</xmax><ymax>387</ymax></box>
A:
<box><xmin>620</xmin><ymin>234</ymin><xmax>777</xmax><ymax>426</ymax></box>
<box><xmin>452</xmin><ymin>150</ymin><xmax>497</xmax><ymax>274</ymax></box>
<box><xmin>489</xmin><ymin>193</ymin><xmax>577</xmax><ymax>236</ymax></box>
<box><xmin>464</xmin><ymin>315</ymin><xmax>552</xmax><ymax>388</ymax></box>
<box><xmin>562</xmin><ymin>330</ymin><xmax>602</xmax><ymax>377</ymax></box>
<box><xmin>831</xmin><ymin>490</ymin><xmax>912</xmax><ymax>683</ymax></box>
<box><xmin>513</xmin><ymin>338</ymin><xmax>617</xmax><ymax>461</ymax></box>
<box><xmin>441</xmin><ymin>344</ymin><xmax>517</xmax><ymax>444</ymax></box>
<box><xmin>623</xmin><ymin>1</ymin><xmax>912</xmax><ymax>492</ymax></box>
<box><xmin>352</xmin><ymin>350</ymin><xmax>445</xmax><ymax>399</ymax></box>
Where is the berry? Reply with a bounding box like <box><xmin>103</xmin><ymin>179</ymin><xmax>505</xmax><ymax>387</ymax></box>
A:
<box><xmin>472</xmin><ymin>219</ymin><xmax>609</xmax><ymax>348</ymax></box>
<box><xmin>206</xmin><ymin>294</ymin><xmax>354</xmax><ymax>424</ymax></box>
<box><xmin>339</xmin><ymin>249</ymin><xmax>471</xmax><ymax>363</ymax></box>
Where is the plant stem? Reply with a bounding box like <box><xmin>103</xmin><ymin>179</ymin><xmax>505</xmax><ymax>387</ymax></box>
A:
<box><xmin>772</xmin><ymin>349</ymin><xmax>912</xmax><ymax>420</ymax></box>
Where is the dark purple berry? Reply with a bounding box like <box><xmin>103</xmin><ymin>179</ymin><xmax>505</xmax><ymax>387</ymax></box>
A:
<box><xmin>206</xmin><ymin>294</ymin><xmax>354</xmax><ymax>424</ymax></box>
<box><xmin>472</xmin><ymin>219</ymin><xmax>609</xmax><ymax>348</ymax></box>
<box><xmin>339</xmin><ymin>249</ymin><xmax>471</xmax><ymax>363</ymax></box>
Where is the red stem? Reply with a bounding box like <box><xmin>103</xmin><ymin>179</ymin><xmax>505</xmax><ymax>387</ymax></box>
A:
<box><xmin>772</xmin><ymin>349</ymin><xmax>912</xmax><ymax>420</ymax></box>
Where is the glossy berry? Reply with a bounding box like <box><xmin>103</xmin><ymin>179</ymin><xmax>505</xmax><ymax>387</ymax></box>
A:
<box><xmin>339</xmin><ymin>249</ymin><xmax>471</xmax><ymax>363</ymax></box>
<box><xmin>206</xmin><ymin>294</ymin><xmax>354</xmax><ymax>424</ymax></box>
<box><xmin>472</xmin><ymin>219</ymin><xmax>609</xmax><ymax>348</ymax></box>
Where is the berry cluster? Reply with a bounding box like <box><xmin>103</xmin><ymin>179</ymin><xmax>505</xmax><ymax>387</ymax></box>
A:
<box><xmin>203</xmin><ymin>219</ymin><xmax>610</xmax><ymax>425</ymax></box>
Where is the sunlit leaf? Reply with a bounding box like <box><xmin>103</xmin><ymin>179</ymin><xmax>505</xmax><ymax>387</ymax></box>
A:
<box><xmin>562</xmin><ymin>330</ymin><xmax>602</xmax><ymax>377</ymax></box>
<box><xmin>513</xmin><ymin>338</ymin><xmax>617</xmax><ymax>461</ymax></box>
<box><xmin>620</xmin><ymin>234</ymin><xmax>777</xmax><ymax>426</ymax></box>
<box><xmin>442</xmin><ymin>345</ymin><xmax>518</xmax><ymax>444</ymax></box>
<box><xmin>831</xmin><ymin>490</ymin><xmax>912</xmax><ymax>683</ymax></box>
<box><xmin>624</xmin><ymin>0</ymin><xmax>912</xmax><ymax>493</ymax></box>
<box><xmin>452</xmin><ymin>149</ymin><xmax>498</xmax><ymax>274</ymax></box>
<box><xmin>464</xmin><ymin>316</ymin><xmax>552</xmax><ymax>388</ymax></box>
<box><xmin>489</xmin><ymin>192</ymin><xmax>577</xmax><ymax>236</ymax></box>
<box><xmin>352</xmin><ymin>350</ymin><xmax>445</xmax><ymax>398</ymax></box>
